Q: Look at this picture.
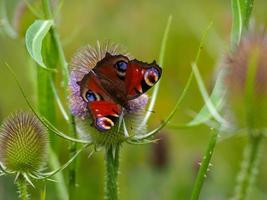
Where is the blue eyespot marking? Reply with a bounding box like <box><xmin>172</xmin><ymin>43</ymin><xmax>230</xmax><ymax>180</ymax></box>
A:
<box><xmin>86</xmin><ymin>90</ymin><xmax>97</xmax><ymax>102</ymax></box>
<box><xmin>116</xmin><ymin>61</ymin><xmax>128</xmax><ymax>72</ymax></box>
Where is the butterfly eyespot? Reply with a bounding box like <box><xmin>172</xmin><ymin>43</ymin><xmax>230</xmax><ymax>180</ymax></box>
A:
<box><xmin>144</xmin><ymin>68</ymin><xmax>160</xmax><ymax>87</ymax></box>
<box><xmin>85</xmin><ymin>90</ymin><xmax>101</xmax><ymax>102</ymax></box>
<box><xmin>96</xmin><ymin>117</ymin><xmax>115</xmax><ymax>131</ymax></box>
<box><xmin>115</xmin><ymin>61</ymin><xmax>128</xmax><ymax>77</ymax></box>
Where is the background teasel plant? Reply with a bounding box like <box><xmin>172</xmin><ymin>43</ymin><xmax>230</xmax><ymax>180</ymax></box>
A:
<box><xmin>225</xmin><ymin>29</ymin><xmax>267</xmax><ymax>200</ymax></box>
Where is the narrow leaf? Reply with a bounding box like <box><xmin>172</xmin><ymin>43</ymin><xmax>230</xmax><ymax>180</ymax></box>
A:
<box><xmin>139</xmin><ymin>15</ymin><xmax>172</xmax><ymax>128</ymax></box>
<box><xmin>240</xmin><ymin>0</ymin><xmax>254</xmax><ymax>31</ymax></box>
<box><xmin>186</xmin><ymin>68</ymin><xmax>227</xmax><ymax>126</ymax></box>
<box><xmin>0</xmin><ymin>0</ymin><xmax>17</xmax><ymax>38</ymax></box>
<box><xmin>49</xmin><ymin>77</ymin><xmax>70</xmax><ymax>121</ymax></box>
<box><xmin>192</xmin><ymin>63</ymin><xmax>228</xmax><ymax>126</ymax></box>
<box><xmin>39</xmin><ymin>144</ymin><xmax>89</xmax><ymax>179</ymax></box>
<box><xmin>25</xmin><ymin>20</ymin><xmax>55</xmax><ymax>70</ymax></box>
<box><xmin>231</xmin><ymin>0</ymin><xmax>243</xmax><ymax>49</ymax></box>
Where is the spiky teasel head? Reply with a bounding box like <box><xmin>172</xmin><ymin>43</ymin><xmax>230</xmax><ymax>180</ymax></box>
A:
<box><xmin>0</xmin><ymin>111</ymin><xmax>48</xmax><ymax>174</ymax></box>
<box><xmin>224</xmin><ymin>28</ymin><xmax>267</xmax><ymax>129</ymax></box>
<box><xmin>69</xmin><ymin>41</ymin><xmax>149</xmax><ymax>148</ymax></box>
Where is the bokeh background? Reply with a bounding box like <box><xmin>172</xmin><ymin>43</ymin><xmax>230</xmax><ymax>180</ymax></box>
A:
<box><xmin>1</xmin><ymin>0</ymin><xmax>267</xmax><ymax>199</ymax></box>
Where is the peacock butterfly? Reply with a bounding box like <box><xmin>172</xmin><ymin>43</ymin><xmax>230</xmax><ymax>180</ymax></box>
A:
<box><xmin>78</xmin><ymin>52</ymin><xmax>162</xmax><ymax>131</ymax></box>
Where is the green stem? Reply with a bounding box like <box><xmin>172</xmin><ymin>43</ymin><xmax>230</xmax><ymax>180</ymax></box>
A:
<box><xmin>190</xmin><ymin>130</ymin><xmax>218</xmax><ymax>200</ymax></box>
<box><xmin>40</xmin><ymin>182</ymin><xmax>47</xmax><ymax>200</ymax></box>
<box><xmin>68</xmin><ymin>115</ymin><xmax>78</xmax><ymax>199</ymax></box>
<box><xmin>233</xmin><ymin>133</ymin><xmax>263</xmax><ymax>200</ymax></box>
<box><xmin>42</xmin><ymin>0</ymin><xmax>78</xmax><ymax>198</ymax></box>
<box><xmin>48</xmin><ymin>146</ymin><xmax>68</xmax><ymax>200</ymax></box>
<box><xmin>16</xmin><ymin>176</ymin><xmax>29</xmax><ymax>200</ymax></box>
<box><xmin>105</xmin><ymin>145</ymin><xmax>120</xmax><ymax>200</ymax></box>
<box><xmin>42</xmin><ymin>0</ymin><xmax>53</xmax><ymax>19</ymax></box>
<box><xmin>242</xmin><ymin>0</ymin><xmax>254</xmax><ymax>31</ymax></box>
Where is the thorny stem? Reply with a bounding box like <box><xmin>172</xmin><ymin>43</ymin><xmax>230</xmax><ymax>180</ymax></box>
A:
<box><xmin>105</xmin><ymin>146</ymin><xmax>120</xmax><ymax>200</ymax></box>
<box><xmin>190</xmin><ymin>129</ymin><xmax>218</xmax><ymax>200</ymax></box>
<box><xmin>42</xmin><ymin>0</ymin><xmax>78</xmax><ymax>198</ymax></box>
<box><xmin>68</xmin><ymin>115</ymin><xmax>78</xmax><ymax>199</ymax></box>
<box><xmin>233</xmin><ymin>132</ymin><xmax>263</xmax><ymax>200</ymax></box>
<box><xmin>16</xmin><ymin>176</ymin><xmax>29</xmax><ymax>200</ymax></box>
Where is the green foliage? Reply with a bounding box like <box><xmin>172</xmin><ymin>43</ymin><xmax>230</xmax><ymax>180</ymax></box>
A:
<box><xmin>25</xmin><ymin>20</ymin><xmax>54</xmax><ymax>70</ymax></box>
<box><xmin>187</xmin><ymin>68</ymin><xmax>226</xmax><ymax>127</ymax></box>
<box><xmin>231</xmin><ymin>0</ymin><xmax>254</xmax><ymax>49</ymax></box>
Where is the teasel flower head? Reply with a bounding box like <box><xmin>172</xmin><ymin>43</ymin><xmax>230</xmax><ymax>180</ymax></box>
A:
<box><xmin>0</xmin><ymin>111</ymin><xmax>48</xmax><ymax>175</ymax></box>
<box><xmin>69</xmin><ymin>41</ymin><xmax>151</xmax><ymax>147</ymax></box>
<box><xmin>224</xmin><ymin>29</ymin><xmax>267</xmax><ymax>129</ymax></box>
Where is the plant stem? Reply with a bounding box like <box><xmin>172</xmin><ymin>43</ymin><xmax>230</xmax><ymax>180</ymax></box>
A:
<box><xmin>16</xmin><ymin>176</ymin><xmax>29</xmax><ymax>200</ymax></box>
<box><xmin>48</xmin><ymin>146</ymin><xmax>68</xmax><ymax>200</ymax></box>
<box><xmin>190</xmin><ymin>130</ymin><xmax>218</xmax><ymax>200</ymax></box>
<box><xmin>105</xmin><ymin>145</ymin><xmax>120</xmax><ymax>200</ymax></box>
<box><xmin>40</xmin><ymin>182</ymin><xmax>47</xmax><ymax>200</ymax></box>
<box><xmin>242</xmin><ymin>0</ymin><xmax>254</xmax><ymax>31</ymax></box>
<box><xmin>68</xmin><ymin>115</ymin><xmax>78</xmax><ymax>199</ymax></box>
<box><xmin>42</xmin><ymin>0</ymin><xmax>78</xmax><ymax>198</ymax></box>
<box><xmin>233</xmin><ymin>132</ymin><xmax>263</xmax><ymax>200</ymax></box>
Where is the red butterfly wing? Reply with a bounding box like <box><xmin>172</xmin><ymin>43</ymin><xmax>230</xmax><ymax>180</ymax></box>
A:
<box><xmin>79</xmin><ymin>72</ymin><xmax>122</xmax><ymax>131</ymax></box>
<box><xmin>93</xmin><ymin>53</ymin><xmax>162</xmax><ymax>103</ymax></box>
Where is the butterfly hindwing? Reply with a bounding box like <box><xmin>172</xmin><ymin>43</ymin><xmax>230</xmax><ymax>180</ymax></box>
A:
<box><xmin>79</xmin><ymin>72</ymin><xmax>122</xmax><ymax>131</ymax></box>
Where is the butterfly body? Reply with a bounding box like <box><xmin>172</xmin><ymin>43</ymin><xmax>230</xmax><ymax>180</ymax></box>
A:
<box><xmin>78</xmin><ymin>52</ymin><xmax>162</xmax><ymax>131</ymax></box>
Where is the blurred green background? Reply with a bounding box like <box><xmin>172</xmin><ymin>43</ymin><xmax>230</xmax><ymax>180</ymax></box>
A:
<box><xmin>1</xmin><ymin>0</ymin><xmax>267</xmax><ymax>199</ymax></box>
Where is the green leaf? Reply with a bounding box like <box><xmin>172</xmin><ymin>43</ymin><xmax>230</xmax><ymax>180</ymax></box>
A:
<box><xmin>49</xmin><ymin>76</ymin><xmax>70</xmax><ymax>121</ymax></box>
<box><xmin>186</xmin><ymin>68</ymin><xmax>227</xmax><ymax>127</ymax></box>
<box><xmin>25</xmin><ymin>20</ymin><xmax>55</xmax><ymax>70</ymax></box>
<box><xmin>139</xmin><ymin>15</ymin><xmax>172</xmax><ymax>129</ymax></box>
<box><xmin>230</xmin><ymin>0</ymin><xmax>255</xmax><ymax>49</ymax></box>
<box><xmin>231</xmin><ymin>0</ymin><xmax>243</xmax><ymax>49</ymax></box>
<box><xmin>191</xmin><ymin>63</ymin><xmax>228</xmax><ymax>126</ymax></box>
<box><xmin>0</xmin><ymin>0</ymin><xmax>17</xmax><ymax>39</ymax></box>
<box><xmin>36</xmin><ymin>144</ymin><xmax>90</xmax><ymax>179</ymax></box>
<box><xmin>239</xmin><ymin>0</ymin><xmax>254</xmax><ymax>31</ymax></box>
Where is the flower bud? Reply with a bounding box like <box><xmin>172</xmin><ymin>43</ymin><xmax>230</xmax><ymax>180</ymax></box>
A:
<box><xmin>0</xmin><ymin>111</ymin><xmax>48</xmax><ymax>173</ymax></box>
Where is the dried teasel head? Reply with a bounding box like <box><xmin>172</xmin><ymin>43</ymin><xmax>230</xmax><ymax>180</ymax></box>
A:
<box><xmin>0</xmin><ymin>111</ymin><xmax>48</xmax><ymax>173</ymax></box>
<box><xmin>224</xmin><ymin>29</ymin><xmax>267</xmax><ymax>129</ymax></box>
